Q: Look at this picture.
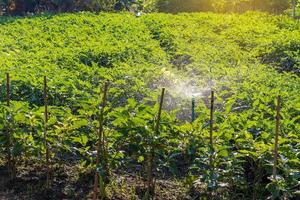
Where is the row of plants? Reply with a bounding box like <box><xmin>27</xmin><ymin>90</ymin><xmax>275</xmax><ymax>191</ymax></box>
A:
<box><xmin>0</xmin><ymin>74</ymin><xmax>299</xmax><ymax>199</ymax></box>
<box><xmin>0</xmin><ymin>12</ymin><xmax>299</xmax><ymax>199</ymax></box>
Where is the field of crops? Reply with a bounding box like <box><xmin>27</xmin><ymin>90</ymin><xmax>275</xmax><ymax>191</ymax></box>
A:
<box><xmin>0</xmin><ymin>12</ymin><xmax>299</xmax><ymax>199</ymax></box>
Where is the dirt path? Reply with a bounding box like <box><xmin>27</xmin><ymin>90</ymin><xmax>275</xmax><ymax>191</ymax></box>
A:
<box><xmin>0</xmin><ymin>192</ymin><xmax>15</xmax><ymax>200</ymax></box>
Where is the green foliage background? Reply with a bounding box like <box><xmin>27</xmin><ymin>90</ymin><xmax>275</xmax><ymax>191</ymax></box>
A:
<box><xmin>0</xmin><ymin>12</ymin><xmax>299</xmax><ymax>199</ymax></box>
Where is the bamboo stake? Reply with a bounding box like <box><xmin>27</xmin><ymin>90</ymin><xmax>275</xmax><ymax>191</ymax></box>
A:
<box><xmin>273</xmin><ymin>96</ymin><xmax>281</xmax><ymax>180</ymax></box>
<box><xmin>209</xmin><ymin>91</ymin><xmax>214</xmax><ymax>148</ymax></box>
<box><xmin>146</xmin><ymin>88</ymin><xmax>165</xmax><ymax>200</ymax></box>
<box><xmin>208</xmin><ymin>90</ymin><xmax>214</xmax><ymax>198</ymax></box>
<box><xmin>93</xmin><ymin>82</ymin><xmax>109</xmax><ymax>200</ymax></box>
<box><xmin>6</xmin><ymin>73</ymin><xmax>12</xmax><ymax>179</ymax></box>
<box><xmin>155</xmin><ymin>88</ymin><xmax>165</xmax><ymax>135</ymax></box>
<box><xmin>6</xmin><ymin>73</ymin><xmax>10</xmax><ymax>106</ymax></box>
<box><xmin>43</xmin><ymin>76</ymin><xmax>50</xmax><ymax>189</ymax></box>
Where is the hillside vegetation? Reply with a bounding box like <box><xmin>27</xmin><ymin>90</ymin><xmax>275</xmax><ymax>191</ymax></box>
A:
<box><xmin>0</xmin><ymin>12</ymin><xmax>299</xmax><ymax>199</ymax></box>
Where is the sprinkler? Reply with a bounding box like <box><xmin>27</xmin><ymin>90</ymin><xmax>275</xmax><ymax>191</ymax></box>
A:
<box><xmin>191</xmin><ymin>96</ymin><xmax>195</xmax><ymax>123</ymax></box>
<box><xmin>135</xmin><ymin>11</ymin><xmax>142</xmax><ymax>17</ymax></box>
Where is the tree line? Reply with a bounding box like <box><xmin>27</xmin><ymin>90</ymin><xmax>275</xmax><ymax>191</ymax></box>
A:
<box><xmin>159</xmin><ymin>0</ymin><xmax>297</xmax><ymax>14</ymax></box>
<box><xmin>0</xmin><ymin>0</ymin><xmax>298</xmax><ymax>16</ymax></box>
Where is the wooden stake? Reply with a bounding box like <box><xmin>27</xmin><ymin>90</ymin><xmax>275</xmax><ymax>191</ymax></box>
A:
<box><xmin>93</xmin><ymin>82</ymin><xmax>109</xmax><ymax>200</ymax></box>
<box><xmin>209</xmin><ymin>91</ymin><xmax>214</xmax><ymax>148</ymax></box>
<box><xmin>43</xmin><ymin>76</ymin><xmax>50</xmax><ymax>189</ymax></box>
<box><xmin>208</xmin><ymin>90</ymin><xmax>214</xmax><ymax>198</ymax></box>
<box><xmin>273</xmin><ymin>96</ymin><xmax>281</xmax><ymax>180</ymax></box>
<box><xmin>6</xmin><ymin>73</ymin><xmax>12</xmax><ymax>179</ymax></box>
<box><xmin>155</xmin><ymin>88</ymin><xmax>165</xmax><ymax>135</ymax></box>
<box><xmin>146</xmin><ymin>88</ymin><xmax>165</xmax><ymax>199</ymax></box>
<box><xmin>6</xmin><ymin>73</ymin><xmax>10</xmax><ymax>106</ymax></box>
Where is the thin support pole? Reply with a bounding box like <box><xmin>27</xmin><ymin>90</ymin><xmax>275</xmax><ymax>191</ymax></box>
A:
<box><xmin>6</xmin><ymin>73</ymin><xmax>10</xmax><ymax>106</ymax></box>
<box><xmin>192</xmin><ymin>96</ymin><xmax>195</xmax><ymax>123</ymax></box>
<box><xmin>155</xmin><ymin>88</ymin><xmax>165</xmax><ymax>134</ymax></box>
<box><xmin>208</xmin><ymin>90</ymin><xmax>214</xmax><ymax>198</ymax></box>
<box><xmin>6</xmin><ymin>73</ymin><xmax>12</xmax><ymax>179</ymax></box>
<box><xmin>209</xmin><ymin>91</ymin><xmax>214</xmax><ymax>148</ymax></box>
<box><xmin>93</xmin><ymin>82</ymin><xmax>109</xmax><ymax>200</ymax></box>
<box><xmin>43</xmin><ymin>76</ymin><xmax>50</xmax><ymax>189</ymax></box>
<box><xmin>273</xmin><ymin>96</ymin><xmax>281</xmax><ymax>180</ymax></box>
<box><xmin>292</xmin><ymin>0</ymin><xmax>297</xmax><ymax>19</ymax></box>
<box><xmin>146</xmin><ymin>88</ymin><xmax>165</xmax><ymax>199</ymax></box>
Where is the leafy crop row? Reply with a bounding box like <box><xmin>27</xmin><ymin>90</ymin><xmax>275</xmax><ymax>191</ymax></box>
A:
<box><xmin>0</xmin><ymin>12</ymin><xmax>299</xmax><ymax>199</ymax></box>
